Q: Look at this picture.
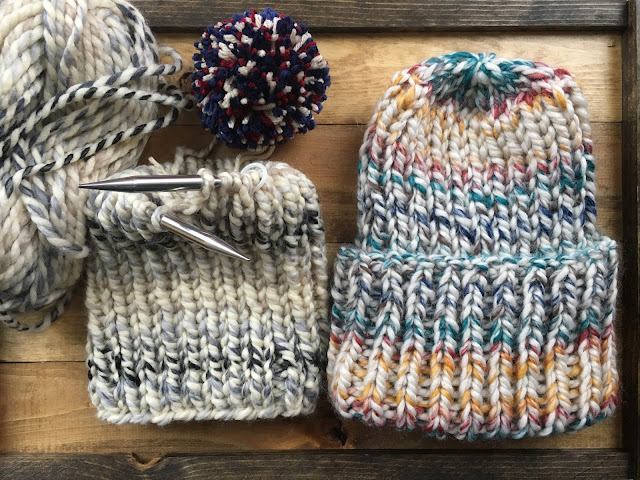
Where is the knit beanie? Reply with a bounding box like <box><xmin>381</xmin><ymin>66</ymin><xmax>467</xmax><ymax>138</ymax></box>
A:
<box><xmin>85</xmin><ymin>145</ymin><xmax>329</xmax><ymax>424</ymax></box>
<box><xmin>328</xmin><ymin>52</ymin><xmax>619</xmax><ymax>439</ymax></box>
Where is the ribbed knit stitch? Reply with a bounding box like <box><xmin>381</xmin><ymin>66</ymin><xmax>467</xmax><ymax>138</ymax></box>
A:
<box><xmin>328</xmin><ymin>53</ymin><xmax>619</xmax><ymax>439</ymax></box>
<box><xmin>86</xmin><ymin>145</ymin><xmax>329</xmax><ymax>424</ymax></box>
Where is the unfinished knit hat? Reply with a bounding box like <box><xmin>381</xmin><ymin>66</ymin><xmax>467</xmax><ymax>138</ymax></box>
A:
<box><xmin>86</xmin><ymin>144</ymin><xmax>329</xmax><ymax>424</ymax></box>
<box><xmin>328</xmin><ymin>52</ymin><xmax>619</xmax><ymax>439</ymax></box>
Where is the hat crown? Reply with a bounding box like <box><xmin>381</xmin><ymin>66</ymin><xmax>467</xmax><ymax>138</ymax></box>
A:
<box><xmin>356</xmin><ymin>52</ymin><xmax>598</xmax><ymax>256</ymax></box>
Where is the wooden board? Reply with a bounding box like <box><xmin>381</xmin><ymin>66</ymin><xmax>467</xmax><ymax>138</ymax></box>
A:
<box><xmin>0</xmin><ymin>19</ymin><xmax>637</xmax><ymax>480</ymax></box>
<box><xmin>0</xmin><ymin>361</ymin><xmax>623</xmax><ymax>457</ymax></box>
<box><xmin>0</xmin><ymin>450</ymin><xmax>631</xmax><ymax>479</ymax></box>
<box><xmin>621</xmin><ymin>0</ymin><xmax>640</xmax><ymax>477</ymax></box>
<box><xmin>133</xmin><ymin>0</ymin><xmax>627</xmax><ymax>31</ymax></box>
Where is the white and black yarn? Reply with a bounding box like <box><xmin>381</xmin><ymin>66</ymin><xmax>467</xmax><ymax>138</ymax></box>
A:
<box><xmin>0</xmin><ymin>0</ymin><xmax>192</xmax><ymax>331</ymax></box>
<box><xmin>85</xmin><ymin>144</ymin><xmax>329</xmax><ymax>424</ymax></box>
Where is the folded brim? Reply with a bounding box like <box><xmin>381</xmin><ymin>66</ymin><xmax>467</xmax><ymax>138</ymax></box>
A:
<box><xmin>328</xmin><ymin>239</ymin><xmax>619</xmax><ymax>440</ymax></box>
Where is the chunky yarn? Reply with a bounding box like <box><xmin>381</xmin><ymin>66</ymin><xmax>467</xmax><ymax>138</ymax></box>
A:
<box><xmin>85</xmin><ymin>144</ymin><xmax>329</xmax><ymax>424</ymax></box>
<box><xmin>0</xmin><ymin>0</ymin><xmax>192</xmax><ymax>330</ymax></box>
<box><xmin>191</xmin><ymin>7</ymin><xmax>330</xmax><ymax>149</ymax></box>
<box><xmin>328</xmin><ymin>53</ymin><xmax>619</xmax><ymax>439</ymax></box>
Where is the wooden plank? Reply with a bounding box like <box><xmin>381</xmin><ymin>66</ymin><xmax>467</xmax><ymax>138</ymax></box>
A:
<box><xmin>621</xmin><ymin>0</ymin><xmax>640</xmax><ymax>477</ymax></box>
<box><xmin>0</xmin><ymin>284</ymin><xmax>87</xmax><ymax>363</ymax></box>
<box><xmin>0</xmin><ymin>450</ymin><xmax>630</xmax><ymax>479</ymax></box>
<box><xmin>0</xmin><ymin>361</ymin><xmax>622</xmax><ymax>453</ymax></box>
<box><xmin>134</xmin><ymin>1</ymin><xmax>626</xmax><ymax>31</ymax></box>
<box><xmin>340</xmin><ymin>415</ymin><xmax>623</xmax><ymax>450</ymax></box>
<box><xmin>158</xmin><ymin>33</ymin><xmax>622</xmax><ymax>124</ymax></box>
<box><xmin>0</xmin><ymin>122</ymin><xmax>623</xmax><ymax>362</ymax></box>
<box><xmin>0</xmin><ymin>363</ymin><xmax>343</xmax><ymax>456</ymax></box>
<box><xmin>0</xmin><ymin>362</ymin><xmax>622</xmax><ymax>454</ymax></box>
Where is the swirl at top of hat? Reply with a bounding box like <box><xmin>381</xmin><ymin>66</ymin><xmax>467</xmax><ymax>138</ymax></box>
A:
<box><xmin>399</xmin><ymin>52</ymin><xmax>574</xmax><ymax>113</ymax></box>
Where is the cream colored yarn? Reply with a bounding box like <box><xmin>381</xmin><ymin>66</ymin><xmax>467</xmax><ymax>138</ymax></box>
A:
<box><xmin>0</xmin><ymin>0</ymin><xmax>191</xmax><ymax>330</ymax></box>
<box><xmin>85</xmin><ymin>144</ymin><xmax>329</xmax><ymax>424</ymax></box>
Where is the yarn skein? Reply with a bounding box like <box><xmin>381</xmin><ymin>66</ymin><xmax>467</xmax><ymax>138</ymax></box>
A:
<box><xmin>0</xmin><ymin>0</ymin><xmax>193</xmax><ymax>331</ymax></box>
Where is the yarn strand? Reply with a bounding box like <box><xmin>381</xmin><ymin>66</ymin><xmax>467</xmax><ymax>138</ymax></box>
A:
<box><xmin>0</xmin><ymin>0</ymin><xmax>192</xmax><ymax>331</ymax></box>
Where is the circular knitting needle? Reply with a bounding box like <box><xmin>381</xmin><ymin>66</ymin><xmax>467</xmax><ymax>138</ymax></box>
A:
<box><xmin>160</xmin><ymin>214</ymin><xmax>250</xmax><ymax>262</ymax></box>
<box><xmin>79</xmin><ymin>175</ymin><xmax>222</xmax><ymax>192</ymax></box>
<box><xmin>80</xmin><ymin>175</ymin><xmax>248</xmax><ymax>261</ymax></box>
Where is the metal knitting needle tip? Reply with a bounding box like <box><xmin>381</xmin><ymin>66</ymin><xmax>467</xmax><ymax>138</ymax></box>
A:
<box><xmin>79</xmin><ymin>175</ymin><xmax>221</xmax><ymax>192</ymax></box>
<box><xmin>160</xmin><ymin>214</ymin><xmax>250</xmax><ymax>262</ymax></box>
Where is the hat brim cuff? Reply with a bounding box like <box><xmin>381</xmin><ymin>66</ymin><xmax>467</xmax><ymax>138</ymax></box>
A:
<box><xmin>328</xmin><ymin>239</ymin><xmax>619</xmax><ymax>439</ymax></box>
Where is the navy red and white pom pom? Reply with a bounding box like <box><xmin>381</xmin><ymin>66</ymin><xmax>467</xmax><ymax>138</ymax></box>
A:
<box><xmin>191</xmin><ymin>8</ymin><xmax>331</xmax><ymax>149</ymax></box>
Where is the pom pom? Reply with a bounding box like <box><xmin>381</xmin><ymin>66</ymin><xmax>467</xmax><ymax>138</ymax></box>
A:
<box><xmin>191</xmin><ymin>8</ymin><xmax>331</xmax><ymax>149</ymax></box>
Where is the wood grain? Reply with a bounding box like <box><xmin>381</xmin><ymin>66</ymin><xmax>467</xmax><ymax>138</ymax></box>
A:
<box><xmin>0</xmin><ymin>363</ymin><xmax>343</xmax><ymax>456</ymax></box>
<box><xmin>0</xmin><ymin>450</ymin><xmax>631</xmax><ymax>480</ymax></box>
<box><xmin>0</xmin><ymin>363</ymin><xmax>623</xmax><ymax>455</ymax></box>
<box><xmin>0</xmin><ymin>122</ymin><xmax>623</xmax><ymax>362</ymax></box>
<box><xmin>134</xmin><ymin>1</ymin><xmax>626</xmax><ymax>31</ymax></box>
<box><xmin>159</xmin><ymin>33</ymin><xmax>622</xmax><ymax>125</ymax></box>
<box><xmin>621</xmin><ymin>0</ymin><xmax>640</xmax><ymax>477</ymax></box>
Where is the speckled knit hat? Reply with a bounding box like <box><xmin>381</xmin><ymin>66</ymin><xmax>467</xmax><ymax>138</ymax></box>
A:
<box><xmin>86</xmin><ymin>144</ymin><xmax>329</xmax><ymax>424</ymax></box>
<box><xmin>328</xmin><ymin>52</ymin><xmax>619</xmax><ymax>439</ymax></box>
